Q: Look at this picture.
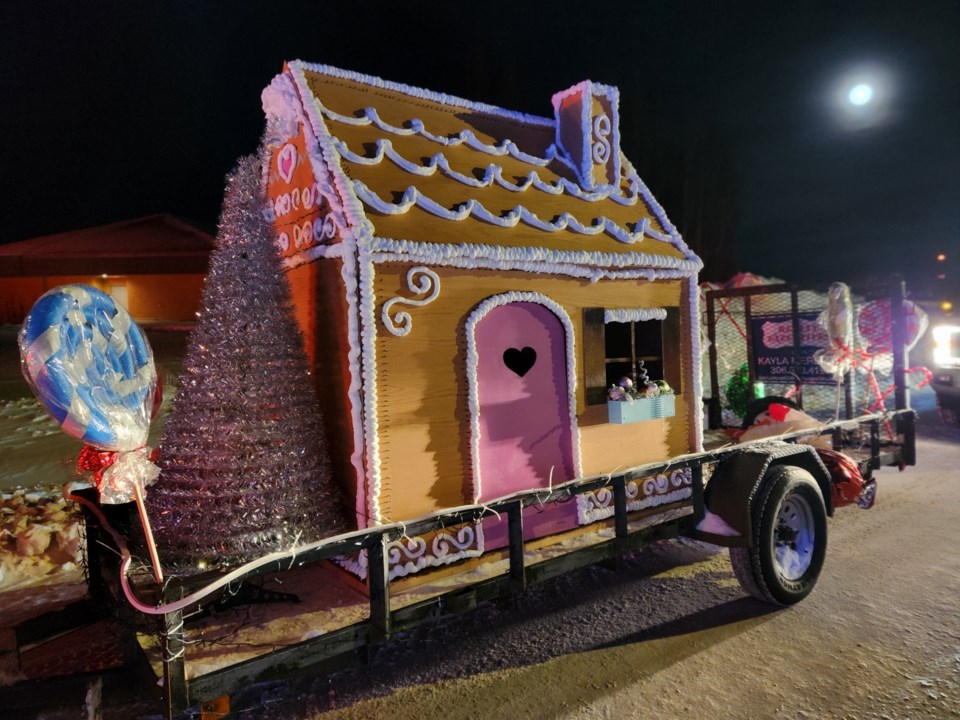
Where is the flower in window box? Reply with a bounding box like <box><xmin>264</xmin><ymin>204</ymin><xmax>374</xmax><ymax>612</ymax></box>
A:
<box><xmin>609</xmin><ymin>376</ymin><xmax>639</xmax><ymax>402</ymax></box>
<box><xmin>655</xmin><ymin>380</ymin><xmax>674</xmax><ymax>395</ymax></box>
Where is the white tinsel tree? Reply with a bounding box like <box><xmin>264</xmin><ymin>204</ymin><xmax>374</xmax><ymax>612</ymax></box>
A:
<box><xmin>147</xmin><ymin>155</ymin><xmax>347</xmax><ymax>570</ymax></box>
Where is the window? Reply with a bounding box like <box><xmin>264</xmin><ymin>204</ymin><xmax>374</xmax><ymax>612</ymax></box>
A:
<box><xmin>583</xmin><ymin>307</ymin><xmax>682</xmax><ymax>405</ymax></box>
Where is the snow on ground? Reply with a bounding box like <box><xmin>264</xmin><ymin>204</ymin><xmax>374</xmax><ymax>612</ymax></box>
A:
<box><xmin>0</xmin><ymin>325</ymin><xmax>182</xmax><ymax>599</ymax></box>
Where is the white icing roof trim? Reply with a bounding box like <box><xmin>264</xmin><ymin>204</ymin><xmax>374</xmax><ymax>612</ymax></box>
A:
<box><xmin>284</xmin><ymin>62</ymin><xmax>698</xmax><ymax>268</ymax></box>
<box><xmin>292</xmin><ymin>62</ymin><xmax>566</xmax><ymax>171</ymax></box>
<box><xmin>288</xmin><ymin>65</ymin><xmax>374</xmax><ymax>233</ymax></box>
<box><xmin>262</xmin><ymin>74</ymin><xmax>351</xmax><ymax>233</ymax></box>
<box><xmin>354</xmin><ymin>180</ymin><xmax>663</xmax><ymax>246</ymax></box>
<box><xmin>292</xmin><ymin>61</ymin><xmax>555</xmax><ymax>128</ymax></box>
<box><xmin>335</xmin><ymin>138</ymin><xmax>642</xmax><ymax>207</ymax></box>
<box><xmin>604</xmin><ymin>308</ymin><xmax>669</xmax><ymax>323</ymax></box>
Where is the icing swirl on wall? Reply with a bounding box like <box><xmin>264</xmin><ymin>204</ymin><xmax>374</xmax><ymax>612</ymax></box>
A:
<box><xmin>381</xmin><ymin>266</ymin><xmax>441</xmax><ymax>337</ymax></box>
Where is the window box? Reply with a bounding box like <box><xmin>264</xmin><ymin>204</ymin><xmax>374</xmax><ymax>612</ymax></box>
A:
<box><xmin>607</xmin><ymin>394</ymin><xmax>676</xmax><ymax>423</ymax></box>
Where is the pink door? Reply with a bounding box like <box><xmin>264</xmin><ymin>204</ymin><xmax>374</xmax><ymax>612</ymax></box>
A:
<box><xmin>474</xmin><ymin>301</ymin><xmax>577</xmax><ymax>540</ymax></box>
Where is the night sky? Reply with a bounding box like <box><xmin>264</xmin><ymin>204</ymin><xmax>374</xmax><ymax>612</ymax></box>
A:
<box><xmin>2</xmin><ymin>1</ymin><xmax>957</xmax><ymax>294</ymax></box>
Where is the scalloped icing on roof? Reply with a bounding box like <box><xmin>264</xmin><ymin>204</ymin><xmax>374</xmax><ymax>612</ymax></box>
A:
<box><xmin>274</xmin><ymin>61</ymin><xmax>701</xmax><ymax>273</ymax></box>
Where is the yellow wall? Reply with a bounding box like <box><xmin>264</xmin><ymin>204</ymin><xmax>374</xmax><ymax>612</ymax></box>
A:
<box><xmin>372</xmin><ymin>263</ymin><xmax>694</xmax><ymax>522</ymax></box>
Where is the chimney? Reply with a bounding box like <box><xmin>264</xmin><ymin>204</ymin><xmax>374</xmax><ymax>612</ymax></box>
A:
<box><xmin>551</xmin><ymin>80</ymin><xmax>621</xmax><ymax>190</ymax></box>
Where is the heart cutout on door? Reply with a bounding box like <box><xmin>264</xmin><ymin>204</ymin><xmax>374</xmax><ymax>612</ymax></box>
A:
<box><xmin>503</xmin><ymin>346</ymin><xmax>537</xmax><ymax>377</ymax></box>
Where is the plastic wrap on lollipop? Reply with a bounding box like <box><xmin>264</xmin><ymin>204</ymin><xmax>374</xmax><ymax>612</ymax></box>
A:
<box><xmin>20</xmin><ymin>284</ymin><xmax>165</xmax><ymax>582</ymax></box>
<box><xmin>814</xmin><ymin>282</ymin><xmax>854</xmax><ymax>379</ymax></box>
<box><xmin>19</xmin><ymin>284</ymin><xmax>156</xmax><ymax>452</ymax></box>
<box><xmin>19</xmin><ymin>285</ymin><xmax>158</xmax><ymax>505</ymax></box>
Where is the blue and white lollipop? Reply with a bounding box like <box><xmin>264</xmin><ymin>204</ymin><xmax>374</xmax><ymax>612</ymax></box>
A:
<box><xmin>19</xmin><ymin>284</ymin><xmax>164</xmax><ymax>581</ymax></box>
<box><xmin>19</xmin><ymin>284</ymin><xmax>156</xmax><ymax>452</ymax></box>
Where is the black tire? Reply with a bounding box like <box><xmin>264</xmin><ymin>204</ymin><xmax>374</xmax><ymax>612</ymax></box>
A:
<box><xmin>729</xmin><ymin>465</ymin><xmax>827</xmax><ymax>606</ymax></box>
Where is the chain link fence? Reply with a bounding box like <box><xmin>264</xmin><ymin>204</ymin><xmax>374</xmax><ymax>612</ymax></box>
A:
<box><xmin>702</xmin><ymin>277</ymin><xmax>923</xmax><ymax>428</ymax></box>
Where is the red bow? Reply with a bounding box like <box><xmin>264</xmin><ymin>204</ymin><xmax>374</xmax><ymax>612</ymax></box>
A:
<box><xmin>76</xmin><ymin>446</ymin><xmax>118</xmax><ymax>487</ymax></box>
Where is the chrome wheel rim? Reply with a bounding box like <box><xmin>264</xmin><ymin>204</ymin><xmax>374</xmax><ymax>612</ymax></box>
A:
<box><xmin>772</xmin><ymin>492</ymin><xmax>815</xmax><ymax>581</ymax></box>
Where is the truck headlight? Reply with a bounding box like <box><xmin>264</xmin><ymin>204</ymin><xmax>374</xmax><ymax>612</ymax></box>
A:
<box><xmin>932</xmin><ymin>325</ymin><xmax>960</xmax><ymax>367</ymax></box>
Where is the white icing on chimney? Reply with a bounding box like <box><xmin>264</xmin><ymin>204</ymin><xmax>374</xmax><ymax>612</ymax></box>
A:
<box><xmin>551</xmin><ymin>81</ymin><xmax>621</xmax><ymax>191</ymax></box>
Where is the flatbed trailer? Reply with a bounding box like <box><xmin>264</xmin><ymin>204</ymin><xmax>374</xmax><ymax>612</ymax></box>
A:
<box><xmin>84</xmin><ymin>407</ymin><xmax>914</xmax><ymax>718</ymax></box>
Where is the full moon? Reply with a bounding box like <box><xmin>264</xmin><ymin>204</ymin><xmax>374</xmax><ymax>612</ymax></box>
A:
<box><xmin>848</xmin><ymin>83</ymin><xmax>874</xmax><ymax>106</ymax></box>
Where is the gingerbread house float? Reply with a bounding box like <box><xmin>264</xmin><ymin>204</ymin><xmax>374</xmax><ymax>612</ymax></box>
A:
<box><xmin>260</xmin><ymin>62</ymin><xmax>704</xmax><ymax>580</ymax></box>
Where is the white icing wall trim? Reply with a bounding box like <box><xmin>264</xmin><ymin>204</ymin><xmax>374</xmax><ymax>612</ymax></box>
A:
<box><xmin>335</xmin><ymin>138</ymin><xmax>641</xmax><ymax>206</ymax></box>
<box><xmin>369</xmin><ymin>236</ymin><xmax>702</xmax><ymax>274</ymax></box>
<box><xmin>686</xmin><ymin>278</ymin><xmax>705</xmax><ymax>451</ymax></box>
<box><xmin>262</xmin><ymin>74</ymin><xmax>351</xmax><ymax>234</ymax></box>
<box><xmin>464</xmin><ymin>291</ymin><xmax>583</xmax><ymax>503</ymax></box>
<box><xmin>604</xmin><ymin>308</ymin><xmax>669</xmax><ymax>324</ymax></box>
<box><xmin>357</xmin><ymin>241</ymin><xmax>384</xmax><ymax>525</ymax></box>
<box><xmin>263</xmin><ymin>72</ymin><xmax>369</xmax><ymax>525</ymax></box>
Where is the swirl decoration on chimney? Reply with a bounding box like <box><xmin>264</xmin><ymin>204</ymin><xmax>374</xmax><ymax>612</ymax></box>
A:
<box><xmin>592</xmin><ymin>113</ymin><xmax>612</xmax><ymax>164</ymax></box>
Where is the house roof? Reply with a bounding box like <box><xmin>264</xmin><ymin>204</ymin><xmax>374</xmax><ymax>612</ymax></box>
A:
<box><xmin>267</xmin><ymin>63</ymin><xmax>702</xmax><ymax>276</ymax></box>
<box><xmin>0</xmin><ymin>214</ymin><xmax>215</xmax><ymax>277</ymax></box>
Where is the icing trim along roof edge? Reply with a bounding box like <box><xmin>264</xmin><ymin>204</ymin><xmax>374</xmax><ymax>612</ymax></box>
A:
<box><xmin>273</xmin><ymin>61</ymin><xmax>701</xmax><ymax>271</ymax></box>
<box><xmin>289</xmin><ymin>60</ymin><xmax>556</xmax><ymax>129</ymax></box>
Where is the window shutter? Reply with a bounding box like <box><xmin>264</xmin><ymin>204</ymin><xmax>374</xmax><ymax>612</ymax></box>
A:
<box><xmin>583</xmin><ymin>307</ymin><xmax>607</xmax><ymax>405</ymax></box>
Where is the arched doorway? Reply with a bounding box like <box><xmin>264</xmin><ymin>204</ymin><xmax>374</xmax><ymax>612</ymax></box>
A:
<box><xmin>467</xmin><ymin>294</ymin><xmax>580</xmax><ymax>543</ymax></box>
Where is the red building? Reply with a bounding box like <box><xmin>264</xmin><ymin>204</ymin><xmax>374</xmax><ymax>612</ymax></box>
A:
<box><xmin>0</xmin><ymin>215</ymin><xmax>213</xmax><ymax>325</ymax></box>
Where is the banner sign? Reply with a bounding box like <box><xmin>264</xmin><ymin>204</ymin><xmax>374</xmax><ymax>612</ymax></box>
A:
<box><xmin>750</xmin><ymin>312</ymin><xmax>834</xmax><ymax>386</ymax></box>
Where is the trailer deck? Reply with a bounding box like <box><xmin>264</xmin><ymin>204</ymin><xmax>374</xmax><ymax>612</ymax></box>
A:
<box><xmin>90</xmin><ymin>409</ymin><xmax>914</xmax><ymax>717</ymax></box>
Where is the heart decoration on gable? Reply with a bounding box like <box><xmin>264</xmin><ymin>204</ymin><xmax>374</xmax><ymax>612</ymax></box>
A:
<box><xmin>277</xmin><ymin>143</ymin><xmax>297</xmax><ymax>184</ymax></box>
<box><xmin>503</xmin><ymin>346</ymin><xmax>537</xmax><ymax>377</ymax></box>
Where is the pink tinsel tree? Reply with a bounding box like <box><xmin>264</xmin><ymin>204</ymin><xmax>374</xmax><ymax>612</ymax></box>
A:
<box><xmin>147</xmin><ymin>155</ymin><xmax>347</xmax><ymax>570</ymax></box>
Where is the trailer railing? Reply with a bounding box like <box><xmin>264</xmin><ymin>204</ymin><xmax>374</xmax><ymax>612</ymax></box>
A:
<box><xmin>87</xmin><ymin>408</ymin><xmax>915</xmax><ymax>717</ymax></box>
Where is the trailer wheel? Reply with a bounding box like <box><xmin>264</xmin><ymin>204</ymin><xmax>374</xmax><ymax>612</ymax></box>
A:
<box><xmin>730</xmin><ymin>465</ymin><xmax>827</xmax><ymax>606</ymax></box>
